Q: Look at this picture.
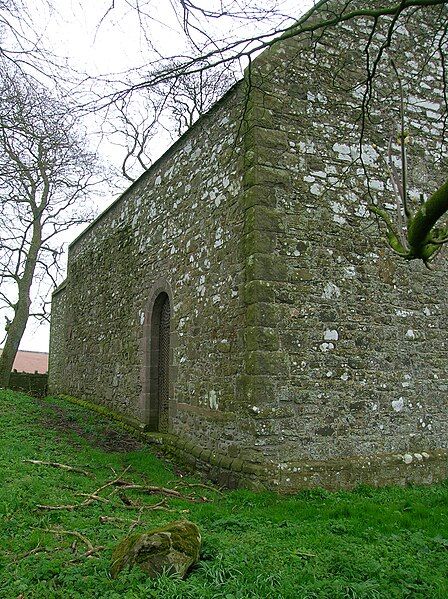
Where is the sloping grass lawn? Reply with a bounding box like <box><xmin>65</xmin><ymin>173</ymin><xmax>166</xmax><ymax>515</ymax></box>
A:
<box><xmin>1</xmin><ymin>389</ymin><xmax>447</xmax><ymax>599</ymax></box>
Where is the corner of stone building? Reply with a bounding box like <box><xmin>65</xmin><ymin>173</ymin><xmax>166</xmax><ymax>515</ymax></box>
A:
<box><xmin>237</xmin><ymin>68</ymin><xmax>293</xmax><ymax>458</ymax></box>
<box><xmin>47</xmin><ymin>279</ymin><xmax>68</xmax><ymax>394</ymax></box>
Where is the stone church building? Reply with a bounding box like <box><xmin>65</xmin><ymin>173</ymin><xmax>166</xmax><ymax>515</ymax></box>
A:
<box><xmin>49</xmin><ymin>1</ymin><xmax>448</xmax><ymax>490</ymax></box>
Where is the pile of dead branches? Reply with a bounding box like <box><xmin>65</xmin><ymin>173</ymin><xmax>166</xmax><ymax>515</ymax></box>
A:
<box><xmin>20</xmin><ymin>459</ymin><xmax>221</xmax><ymax>564</ymax></box>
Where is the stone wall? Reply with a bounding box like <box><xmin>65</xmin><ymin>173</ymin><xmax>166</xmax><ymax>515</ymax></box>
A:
<box><xmin>236</xmin><ymin>1</ymin><xmax>448</xmax><ymax>487</ymax></box>
<box><xmin>9</xmin><ymin>372</ymin><xmax>48</xmax><ymax>396</ymax></box>
<box><xmin>49</xmin><ymin>84</ymin><xmax>259</xmax><ymax>457</ymax></box>
<box><xmin>50</xmin><ymin>0</ymin><xmax>448</xmax><ymax>489</ymax></box>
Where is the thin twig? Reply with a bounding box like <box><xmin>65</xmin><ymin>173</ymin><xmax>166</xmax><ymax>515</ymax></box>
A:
<box><xmin>391</xmin><ymin>58</ymin><xmax>411</xmax><ymax>219</ymax></box>
<box><xmin>75</xmin><ymin>493</ymin><xmax>110</xmax><ymax>504</ymax></box>
<box><xmin>122</xmin><ymin>500</ymin><xmax>189</xmax><ymax>513</ymax></box>
<box><xmin>67</xmin><ymin>546</ymin><xmax>105</xmax><ymax>564</ymax></box>
<box><xmin>120</xmin><ymin>497</ymin><xmax>167</xmax><ymax>510</ymax></box>
<box><xmin>93</xmin><ymin>466</ymin><xmax>131</xmax><ymax>495</ymax></box>
<box><xmin>15</xmin><ymin>544</ymin><xmax>64</xmax><ymax>562</ymax></box>
<box><xmin>128</xmin><ymin>508</ymin><xmax>143</xmax><ymax>532</ymax></box>
<box><xmin>99</xmin><ymin>515</ymin><xmax>130</xmax><ymax>525</ymax></box>
<box><xmin>83</xmin><ymin>546</ymin><xmax>105</xmax><ymax>558</ymax></box>
<box><xmin>293</xmin><ymin>549</ymin><xmax>317</xmax><ymax>558</ymax></box>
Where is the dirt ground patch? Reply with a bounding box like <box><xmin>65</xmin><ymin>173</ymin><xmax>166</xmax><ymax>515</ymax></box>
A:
<box><xmin>38</xmin><ymin>399</ymin><xmax>145</xmax><ymax>452</ymax></box>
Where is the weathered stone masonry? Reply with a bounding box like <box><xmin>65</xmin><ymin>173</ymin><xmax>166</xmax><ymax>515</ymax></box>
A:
<box><xmin>50</xmin><ymin>82</ymin><xmax>255</xmax><ymax>460</ymax></box>
<box><xmin>50</xmin><ymin>0</ymin><xmax>448</xmax><ymax>490</ymax></box>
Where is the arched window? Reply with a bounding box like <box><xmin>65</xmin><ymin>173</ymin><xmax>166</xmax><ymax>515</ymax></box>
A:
<box><xmin>147</xmin><ymin>292</ymin><xmax>171</xmax><ymax>432</ymax></box>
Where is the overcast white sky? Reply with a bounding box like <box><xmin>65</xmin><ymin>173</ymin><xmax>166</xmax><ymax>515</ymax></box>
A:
<box><xmin>11</xmin><ymin>0</ymin><xmax>313</xmax><ymax>353</ymax></box>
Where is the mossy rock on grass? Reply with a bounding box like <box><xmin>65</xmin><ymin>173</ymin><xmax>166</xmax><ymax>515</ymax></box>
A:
<box><xmin>110</xmin><ymin>520</ymin><xmax>201</xmax><ymax>580</ymax></box>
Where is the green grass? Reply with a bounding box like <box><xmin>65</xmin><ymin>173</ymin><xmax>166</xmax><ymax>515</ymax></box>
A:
<box><xmin>1</xmin><ymin>389</ymin><xmax>448</xmax><ymax>599</ymax></box>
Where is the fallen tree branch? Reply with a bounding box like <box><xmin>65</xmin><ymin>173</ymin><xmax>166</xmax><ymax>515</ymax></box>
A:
<box><xmin>34</xmin><ymin>464</ymin><xmax>207</xmax><ymax>512</ymax></box>
<box><xmin>41</xmin><ymin>528</ymin><xmax>95</xmax><ymax>553</ymax></box>
<box><xmin>38</xmin><ymin>529</ymin><xmax>105</xmax><ymax>564</ymax></box>
<box><xmin>23</xmin><ymin>459</ymin><xmax>92</xmax><ymax>477</ymax></box>
<box><xmin>120</xmin><ymin>497</ymin><xmax>185</xmax><ymax>512</ymax></box>
<box><xmin>172</xmin><ymin>480</ymin><xmax>224</xmax><ymax>495</ymax></box>
<box><xmin>36</xmin><ymin>494</ymin><xmax>109</xmax><ymax>511</ymax></box>
<box><xmin>114</xmin><ymin>481</ymin><xmax>209</xmax><ymax>502</ymax></box>
<box><xmin>36</xmin><ymin>502</ymin><xmax>79</xmax><ymax>511</ymax></box>
<box><xmin>128</xmin><ymin>508</ymin><xmax>143</xmax><ymax>532</ymax></box>
<box><xmin>36</xmin><ymin>466</ymin><xmax>131</xmax><ymax>511</ymax></box>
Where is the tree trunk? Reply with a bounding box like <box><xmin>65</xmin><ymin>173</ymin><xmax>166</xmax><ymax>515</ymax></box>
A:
<box><xmin>0</xmin><ymin>217</ymin><xmax>42</xmax><ymax>389</ymax></box>
<box><xmin>0</xmin><ymin>295</ymin><xmax>32</xmax><ymax>388</ymax></box>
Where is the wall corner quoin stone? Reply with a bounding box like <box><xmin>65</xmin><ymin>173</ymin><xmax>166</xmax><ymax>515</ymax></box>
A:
<box><xmin>231</xmin><ymin>0</ymin><xmax>448</xmax><ymax>489</ymax></box>
<box><xmin>238</xmin><ymin>78</ymin><xmax>292</xmax><ymax>411</ymax></box>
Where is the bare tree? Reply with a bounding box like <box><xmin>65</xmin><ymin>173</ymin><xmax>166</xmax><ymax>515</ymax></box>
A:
<box><xmin>159</xmin><ymin>65</ymin><xmax>237</xmax><ymax>137</ymax></box>
<box><xmin>0</xmin><ymin>0</ymin><xmax>64</xmax><ymax>81</ymax></box>
<box><xmin>102</xmin><ymin>62</ymin><xmax>237</xmax><ymax>181</ymax></box>
<box><xmin>0</xmin><ymin>66</ymin><xmax>102</xmax><ymax>387</ymax></box>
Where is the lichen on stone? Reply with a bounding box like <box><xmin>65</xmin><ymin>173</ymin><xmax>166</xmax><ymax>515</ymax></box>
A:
<box><xmin>110</xmin><ymin>519</ymin><xmax>201</xmax><ymax>579</ymax></box>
